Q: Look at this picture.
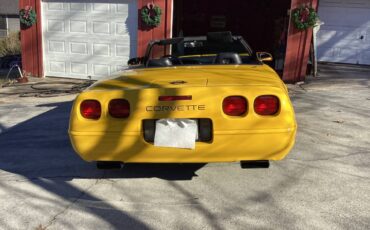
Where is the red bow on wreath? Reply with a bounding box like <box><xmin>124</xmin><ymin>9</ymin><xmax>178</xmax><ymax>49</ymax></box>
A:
<box><xmin>300</xmin><ymin>8</ymin><xmax>310</xmax><ymax>22</ymax></box>
<box><xmin>147</xmin><ymin>3</ymin><xmax>155</xmax><ymax>9</ymax></box>
<box><xmin>23</xmin><ymin>6</ymin><xmax>32</xmax><ymax>19</ymax></box>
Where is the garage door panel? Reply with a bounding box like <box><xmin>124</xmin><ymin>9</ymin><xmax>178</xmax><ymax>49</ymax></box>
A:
<box><xmin>71</xmin><ymin>63</ymin><xmax>88</xmax><ymax>75</ymax></box>
<box><xmin>42</xmin><ymin>0</ymin><xmax>137</xmax><ymax>79</ymax></box>
<box><xmin>45</xmin><ymin>1</ymin><xmax>129</xmax><ymax>12</ymax></box>
<box><xmin>46</xmin><ymin>54</ymin><xmax>131</xmax><ymax>64</ymax></box>
<box><xmin>92</xmin><ymin>64</ymin><xmax>110</xmax><ymax>76</ymax></box>
<box><xmin>342</xmin><ymin>0</ymin><xmax>370</xmax><ymax>8</ymax></box>
<box><xmin>319</xmin><ymin>7</ymin><xmax>370</xmax><ymax>26</ymax></box>
<box><xmin>46</xmin><ymin>43</ymin><xmax>135</xmax><ymax>60</ymax></box>
<box><xmin>45</xmin><ymin>20</ymin><xmax>134</xmax><ymax>35</ymax></box>
<box><xmin>366</xmin><ymin>30</ymin><xmax>370</xmax><ymax>41</ymax></box>
<box><xmin>47</xmin><ymin>19</ymin><xmax>65</xmax><ymax>32</ymax></box>
<box><xmin>361</xmin><ymin>51</ymin><xmax>370</xmax><ymax>65</ymax></box>
<box><xmin>317</xmin><ymin>46</ymin><xmax>359</xmax><ymax>64</ymax></box>
<box><xmin>49</xmin><ymin>61</ymin><xmax>66</xmax><ymax>74</ymax></box>
<box><xmin>116</xmin><ymin>44</ymin><xmax>131</xmax><ymax>57</ymax></box>
<box><xmin>47</xmin><ymin>62</ymin><xmax>131</xmax><ymax>78</ymax></box>
<box><xmin>70</xmin><ymin>20</ymin><xmax>88</xmax><ymax>33</ymax></box>
<box><xmin>70</xmin><ymin>42</ymin><xmax>88</xmax><ymax>55</ymax></box>
<box><xmin>337</xmin><ymin>47</ymin><xmax>358</xmax><ymax>61</ymax></box>
<box><xmin>317</xmin><ymin>46</ymin><xmax>335</xmax><ymax>61</ymax></box>
<box><xmin>320</xmin><ymin>0</ymin><xmax>370</xmax><ymax>8</ymax></box>
<box><xmin>48</xmin><ymin>40</ymin><xmax>66</xmax><ymax>53</ymax></box>
<box><xmin>318</xmin><ymin>29</ymin><xmax>363</xmax><ymax>47</ymax></box>
<box><xmin>47</xmin><ymin>2</ymin><xmax>64</xmax><ymax>10</ymax></box>
<box><xmin>318</xmin><ymin>0</ymin><xmax>370</xmax><ymax>65</ymax></box>
<box><xmin>70</xmin><ymin>2</ymin><xmax>87</xmax><ymax>11</ymax></box>
<box><xmin>319</xmin><ymin>0</ymin><xmax>342</xmax><ymax>7</ymax></box>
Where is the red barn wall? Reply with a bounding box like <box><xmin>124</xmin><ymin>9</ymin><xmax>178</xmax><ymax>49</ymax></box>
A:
<box><xmin>283</xmin><ymin>0</ymin><xmax>318</xmax><ymax>82</ymax></box>
<box><xmin>19</xmin><ymin>0</ymin><xmax>43</xmax><ymax>78</ymax></box>
<box><xmin>137</xmin><ymin>0</ymin><xmax>173</xmax><ymax>57</ymax></box>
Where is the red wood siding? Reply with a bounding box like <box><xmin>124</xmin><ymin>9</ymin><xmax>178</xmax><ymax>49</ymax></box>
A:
<box><xmin>137</xmin><ymin>0</ymin><xmax>172</xmax><ymax>57</ymax></box>
<box><xmin>283</xmin><ymin>0</ymin><xmax>318</xmax><ymax>82</ymax></box>
<box><xmin>19</xmin><ymin>0</ymin><xmax>43</xmax><ymax>78</ymax></box>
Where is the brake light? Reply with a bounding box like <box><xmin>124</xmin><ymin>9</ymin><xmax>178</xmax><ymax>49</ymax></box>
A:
<box><xmin>223</xmin><ymin>96</ymin><xmax>247</xmax><ymax>116</ymax></box>
<box><xmin>159</xmin><ymin>95</ymin><xmax>192</xmax><ymax>101</ymax></box>
<box><xmin>254</xmin><ymin>95</ymin><xmax>279</xmax><ymax>115</ymax></box>
<box><xmin>80</xmin><ymin>100</ymin><xmax>101</xmax><ymax>119</ymax></box>
<box><xmin>109</xmin><ymin>99</ymin><xmax>130</xmax><ymax>118</ymax></box>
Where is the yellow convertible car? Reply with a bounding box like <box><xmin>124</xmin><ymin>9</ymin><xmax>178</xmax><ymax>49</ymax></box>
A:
<box><xmin>69</xmin><ymin>32</ymin><xmax>297</xmax><ymax>169</ymax></box>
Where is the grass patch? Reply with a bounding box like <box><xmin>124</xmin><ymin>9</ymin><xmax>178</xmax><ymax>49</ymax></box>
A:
<box><xmin>0</xmin><ymin>32</ymin><xmax>21</xmax><ymax>57</ymax></box>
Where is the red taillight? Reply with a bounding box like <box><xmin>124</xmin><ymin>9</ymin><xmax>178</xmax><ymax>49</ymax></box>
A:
<box><xmin>80</xmin><ymin>100</ymin><xmax>101</xmax><ymax>119</ymax></box>
<box><xmin>159</xmin><ymin>95</ymin><xmax>192</xmax><ymax>101</ymax></box>
<box><xmin>109</xmin><ymin>99</ymin><xmax>130</xmax><ymax>118</ymax></box>
<box><xmin>254</xmin><ymin>95</ymin><xmax>279</xmax><ymax>115</ymax></box>
<box><xmin>223</xmin><ymin>96</ymin><xmax>247</xmax><ymax>116</ymax></box>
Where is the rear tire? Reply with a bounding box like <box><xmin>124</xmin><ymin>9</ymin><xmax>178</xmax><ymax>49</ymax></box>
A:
<box><xmin>96</xmin><ymin>161</ymin><xmax>122</xmax><ymax>169</ymax></box>
<box><xmin>240</xmin><ymin>160</ymin><xmax>270</xmax><ymax>169</ymax></box>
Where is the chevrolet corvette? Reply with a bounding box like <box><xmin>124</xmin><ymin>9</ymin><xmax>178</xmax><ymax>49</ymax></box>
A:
<box><xmin>68</xmin><ymin>32</ymin><xmax>297</xmax><ymax>169</ymax></box>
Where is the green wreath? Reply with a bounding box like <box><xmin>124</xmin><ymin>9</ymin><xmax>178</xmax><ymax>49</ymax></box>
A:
<box><xmin>19</xmin><ymin>6</ymin><xmax>37</xmax><ymax>27</ymax></box>
<box><xmin>292</xmin><ymin>5</ymin><xmax>318</xmax><ymax>31</ymax></box>
<box><xmin>141</xmin><ymin>4</ymin><xmax>162</xmax><ymax>27</ymax></box>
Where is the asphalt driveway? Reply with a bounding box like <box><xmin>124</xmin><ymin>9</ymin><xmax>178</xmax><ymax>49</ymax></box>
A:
<box><xmin>0</xmin><ymin>64</ymin><xmax>369</xmax><ymax>230</ymax></box>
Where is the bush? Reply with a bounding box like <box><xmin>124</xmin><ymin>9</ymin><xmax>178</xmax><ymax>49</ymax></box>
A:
<box><xmin>0</xmin><ymin>32</ymin><xmax>21</xmax><ymax>57</ymax></box>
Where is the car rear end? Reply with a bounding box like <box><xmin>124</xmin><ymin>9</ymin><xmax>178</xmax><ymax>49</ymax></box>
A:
<box><xmin>69</xmin><ymin>72</ymin><xmax>297</xmax><ymax>163</ymax></box>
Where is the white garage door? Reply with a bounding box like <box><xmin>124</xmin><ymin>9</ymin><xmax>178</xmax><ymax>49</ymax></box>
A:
<box><xmin>317</xmin><ymin>0</ymin><xmax>370</xmax><ymax>65</ymax></box>
<box><xmin>42</xmin><ymin>0</ymin><xmax>137</xmax><ymax>79</ymax></box>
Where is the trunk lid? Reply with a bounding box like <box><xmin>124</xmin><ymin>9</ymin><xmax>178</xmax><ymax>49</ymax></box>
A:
<box><xmin>89</xmin><ymin>65</ymin><xmax>284</xmax><ymax>91</ymax></box>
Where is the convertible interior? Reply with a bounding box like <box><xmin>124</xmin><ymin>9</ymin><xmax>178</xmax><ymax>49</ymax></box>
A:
<box><xmin>138</xmin><ymin>32</ymin><xmax>262</xmax><ymax>68</ymax></box>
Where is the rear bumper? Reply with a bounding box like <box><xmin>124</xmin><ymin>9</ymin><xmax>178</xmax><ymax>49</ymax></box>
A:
<box><xmin>69</xmin><ymin>128</ymin><xmax>296</xmax><ymax>163</ymax></box>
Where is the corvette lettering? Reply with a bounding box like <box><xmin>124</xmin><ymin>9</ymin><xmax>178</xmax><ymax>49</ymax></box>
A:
<box><xmin>146</xmin><ymin>105</ymin><xmax>206</xmax><ymax>112</ymax></box>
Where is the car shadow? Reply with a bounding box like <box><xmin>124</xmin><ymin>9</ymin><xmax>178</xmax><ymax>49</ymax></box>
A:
<box><xmin>0</xmin><ymin>101</ymin><xmax>205</xmax><ymax>181</ymax></box>
<box><xmin>0</xmin><ymin>100</ymin><xmax>206</xmax><ymax>229</ymax></box>
<box><xmin>105</xmin><ymin>163</ymin><xmax>205</xmax><ymax>180</ymax></box>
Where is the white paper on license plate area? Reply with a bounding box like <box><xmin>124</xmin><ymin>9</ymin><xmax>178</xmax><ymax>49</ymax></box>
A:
<box><xmin>154</xmin><ymin>119</ymin><xmax>198</xmax><ymax>149</ymax></box>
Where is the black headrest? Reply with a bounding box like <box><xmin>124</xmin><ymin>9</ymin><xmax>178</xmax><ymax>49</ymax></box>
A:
<box><xmin>207</xmin><ymin>31</ymin><xmax>233</xmax><ymax>43</ymax></box>
<box><xmin>214</xmin><ymin>52</ymin><xmax>242</xmax><ymax>64</ymax></box>
<box><xmin>147</xmin><ymin>58</ymin><xmax>173</xmax><ymax>67</ymax></box>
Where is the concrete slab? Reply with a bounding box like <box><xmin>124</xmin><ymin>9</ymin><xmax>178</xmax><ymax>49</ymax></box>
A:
<box><xmin>0</xmin><ymin>69</ymin><xmax>369</xmax><ymax>230</ymax></box>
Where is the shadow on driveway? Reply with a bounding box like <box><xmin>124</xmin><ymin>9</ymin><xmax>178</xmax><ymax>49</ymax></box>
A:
<box><xmin>0</xmin><ymin>101</ymin><xmax>204</xmax><ymax>180</ymax></box>
<box><xmin>0</xmin><ymin>101</ymin><xmax>204</xmax><ymax>229</ymax></box>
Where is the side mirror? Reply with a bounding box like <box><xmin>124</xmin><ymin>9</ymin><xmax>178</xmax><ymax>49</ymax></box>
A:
<box><xmin>127</xmin><ymin>57</ymin><xmax>143</xmax><ymax>66</ymax></box>
<box><xmin>256</xmin><ymin>52</ymin><xmax>273</xmax><ymax>62</ymax></box>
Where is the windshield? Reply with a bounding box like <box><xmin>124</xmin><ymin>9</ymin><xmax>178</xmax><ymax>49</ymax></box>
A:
<box><xmin>174</xmin><ymin>39</ymin><xmax>250</xmax><ymax>56</ymax></box>
<box><xmin>145</xmin><ymin>36</ymin><xmax>259</xmax><ymax>67</ymax></box>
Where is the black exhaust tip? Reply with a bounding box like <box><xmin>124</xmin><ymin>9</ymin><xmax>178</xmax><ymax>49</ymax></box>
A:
<box><xmin>240</xmin><ymin>160</ymin><xmax>270</xmax><ymax>169</ymax></box>
<box><xmin>96</xmin><ymin>161</ymin><xmax>123</xmax><ymax>169</ymax></box>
